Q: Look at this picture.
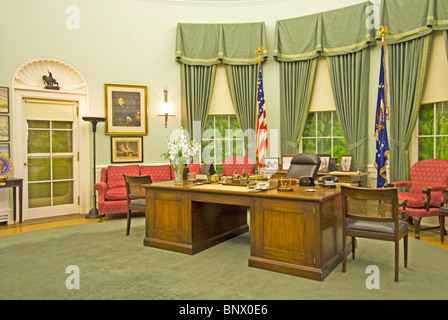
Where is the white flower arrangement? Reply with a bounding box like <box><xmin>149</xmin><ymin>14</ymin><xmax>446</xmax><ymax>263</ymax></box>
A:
<box><xmin>161</xmin><ymin>128</ymin><xmax>201</xmax><ymax>165</ymax></box>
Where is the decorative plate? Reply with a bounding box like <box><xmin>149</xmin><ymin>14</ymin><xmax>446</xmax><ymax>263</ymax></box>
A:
<box><xmin>0</xmin><ymin>154</ymin><xmax>13</xmax><ymax>179</ymax></box>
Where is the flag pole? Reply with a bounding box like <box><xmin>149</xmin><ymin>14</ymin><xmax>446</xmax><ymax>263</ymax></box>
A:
<box><xmin>379</xmin><ymin>26</ymin><xmax>389</xmax><ymax>120</ymax></box>
<box><xmin>255</xmin><ymin>46</ymin><xmax>267</xmax><ymax>171</ymax></box>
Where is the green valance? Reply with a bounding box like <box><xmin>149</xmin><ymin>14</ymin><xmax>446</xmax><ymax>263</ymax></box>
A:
<box><xmin>176</xmin><ymin>22</ymin><xmax>268</xmax><ymax>66</ymax></box>
<box><xmin>274</xmin><ymin>1</ymin><xmax>376</xmax><ymax>62</ymax></box>
<box><xmin>380</xmin><ymin>0</ymin><xmax>448</xmax><ymax>44</ymax></box>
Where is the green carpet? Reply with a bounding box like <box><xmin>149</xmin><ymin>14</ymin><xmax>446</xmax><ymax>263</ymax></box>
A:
<box><xmin>1</xmin><ymin>217</ymin><xmax>447</xmax><ymax>300</ymax></box>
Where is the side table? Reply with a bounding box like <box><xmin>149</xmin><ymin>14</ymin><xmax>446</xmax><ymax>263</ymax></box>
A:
<box><xmin>0</xmin><ymin>178</ymin><xmax>23</xmax><ymax>223</ymax></box>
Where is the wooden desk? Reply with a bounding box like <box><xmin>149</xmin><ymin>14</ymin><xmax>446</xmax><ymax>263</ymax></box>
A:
<box><xmin>0</xmin><ymin>178</ymin><xmax>23</xmax><ymax>223</ymax></box>
<box><xmin>144</xmin><ymin>181</ymin><xmax>344</xmax><ymax>281</ymax></box>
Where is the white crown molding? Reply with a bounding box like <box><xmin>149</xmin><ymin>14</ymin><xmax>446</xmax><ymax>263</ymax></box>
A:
<box><xmin>13</xmin><ymin>57</ymin><xmax>88</xmax><ymax>93</ymax></box>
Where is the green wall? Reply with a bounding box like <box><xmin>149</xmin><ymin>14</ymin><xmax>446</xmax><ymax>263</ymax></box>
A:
<box><xmin>0</xmin><ymin>0</ymin><xmax>381</xmax><ymax>166</ymax></box>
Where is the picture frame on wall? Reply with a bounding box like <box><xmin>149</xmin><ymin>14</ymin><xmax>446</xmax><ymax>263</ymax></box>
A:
<box><xmin>318</xmin><ymin>154</ymin><xmax>331</xmax><ymax>172</ymax></box>
<box><xmin>105</xmin><ymin>83</ymin><xmax>148</xmax><ymax>135</ymax></box>
<box><xmin>340</xmin><ymin>155</ymin><xmax>353</xmax><ymax>172</ymax></box>
<box><xmin>111</xmin><ymin>136</ymin><xmax>143</xmax><ymax>163</ymax></box>
<box><xmin>0</xmin><ymin>115</ymin><xmax>10</xmax><ymax>142</ymax></box>
<box><xmin>0</xmin><ymin>87</ymin><xmax>9</xmax><ymax>114</ymax></box>
<box><xmin>264</xmin><ymin>157</ymin><xmax>279</xmax><ymax>171</ymax></box>
<box><xmin>281</xmin><ymin>154</ymin><xmax>295</xmax><ymax>170</ymax></box>
<box><xmin>0</xmin><ymin>143</ymin><xmax>9</xmax><ymax>158</ymax></box>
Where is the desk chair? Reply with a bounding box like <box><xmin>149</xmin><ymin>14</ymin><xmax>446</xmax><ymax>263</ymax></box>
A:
<box><xmin>341</xmin><ymin>185</ymin><xmax>408</xmax><ymax>282</ymax></box>
<box><xmin>123</xmin><ymin>174</ymin><xmax>152</xmax><ymax>236</ymax></box>
<box><xmin>285</xmin><ymin>153</ymin><xmax>320</xmax><ymax>180</ymax></box>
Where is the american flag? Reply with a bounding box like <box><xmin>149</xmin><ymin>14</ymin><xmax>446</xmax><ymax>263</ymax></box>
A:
<box><xmin>256</xmin><ymin>61</ymin><xmax>268</xmax><ymax>169</ymax></box>
<box><xmin>374</xmin><ymin>43</ymin><xmax>390</xmax><ymax>188</ymax></box>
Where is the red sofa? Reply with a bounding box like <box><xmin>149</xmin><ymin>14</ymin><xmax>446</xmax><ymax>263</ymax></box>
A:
<box><xmin>94</xmin><ymin>164</ymin><xmax>174</xmax><ymax>217</ymax></box>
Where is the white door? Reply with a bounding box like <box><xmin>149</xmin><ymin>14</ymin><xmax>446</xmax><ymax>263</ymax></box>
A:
<box><xmin>23</xmin><ymin>99</ymin><xmax>79</xmax><ymax>219</ymax></box>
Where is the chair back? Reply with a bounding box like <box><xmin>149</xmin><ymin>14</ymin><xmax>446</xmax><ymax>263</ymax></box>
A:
<box><xmin>285</xmin><ymin>153</ymin><xmax>320</xmax><ymax>179</ymax></box>
<box><xmin>341</xmin><ymin>185</ymin><xmax>399</xmax><ymax>224</ymax></box>
<box><xmin>409</xmin><ymin>159</ymin><xmax>448</xmax><ymax>203</ymax></box>
<box><xmin>123</xmin><ymin>174</ymin><xmax>152</xmax><ymax>202</ymax></box>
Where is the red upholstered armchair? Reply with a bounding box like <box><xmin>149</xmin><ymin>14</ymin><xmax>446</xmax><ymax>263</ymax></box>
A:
<box><xmin>386</xmin><ymin>159</ymin><xmax>448</xmax><ymax>239</ymax></box>
<box><xmin>221</xmin><ymin>156</ymin><xmax>255</xmax><ymax>176</ymax></box>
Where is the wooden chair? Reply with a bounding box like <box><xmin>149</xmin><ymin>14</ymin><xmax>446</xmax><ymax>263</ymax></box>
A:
<box><xmin>341</xmin><ymin>185</ymin><xmax>409</xmax><ymax>282</ymax></box>
<box><xmin>123</xmin><ymin>174</ymin><xmax>152</xmax><ymax>235</ymax></box>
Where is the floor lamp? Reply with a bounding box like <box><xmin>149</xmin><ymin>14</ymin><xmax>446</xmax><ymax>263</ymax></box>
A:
<box><xmin>83</xmin><ymin>116</ymin><xmax>106</xmax><ymax>219</ymax></box>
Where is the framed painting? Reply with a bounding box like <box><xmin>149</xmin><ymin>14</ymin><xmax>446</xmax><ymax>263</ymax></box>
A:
<box><xmin>264</xmin><ymin>157</ymin><xmax>279</xmax><ymax>171</ymax></box>
<box><xmin>0</xmin><ymin>115</ymin><xmax>9</xmax><ymax>142</ymax></box>
<box><xmin>0</xmin><ymin>87</ymin><xmax>9</xmax><ymax>113</ymax></box>
<box><xmin>340</xmin><ymin>155</ymin><xmax>353</xmax><ymax>172</ymax></box>
<box><xmin>0</xmin><ymin>143</ymin><xmax>10</xmax><ymax>158</ymax></box>
<box><xmin>105</xmin><ymin>83</ymin><xmax>148</xmax><ymax>135</ymax></box>
<box><xmin>318</xmin><ymin>154</ymin><xmax>331</xmax><ymax>173</ymax></box>
<box><xmin>111</xmin><ymin>136</ymin><xmax>143</xmax><ymax>163</ymax></box>
<box><xmin>281</xmin><ymin>154</ymin><xmax>295</xmax><ymax>170</ymax></box>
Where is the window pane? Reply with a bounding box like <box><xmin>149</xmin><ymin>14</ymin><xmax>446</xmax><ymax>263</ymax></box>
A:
<box><xmin>436</xmin><ymin>136</ymin><xmax>448</xmax><ymax>160</ymax></box>
<box><xmin>201</xmin><ymin>140</ymin><xmax>214</xmax><ymax>164</ymax></box>
<box><xmin>333</xmin><ymin>112</ymin><xmax>344</xmax><ymax>137</ymax></box>
<box><xmin>52</xmin><ymin>131</ymin><xmax>73</xmax><ymax>153</ymax></box>
<box><xmin>28</xmin><ymin>157</ymin><xmax>51</xmax><ymax>181</ymax></box>
<box><xmin>317</xmin><ymin>112</ymin><xmax>331</xmax><ymax>137</ymax></box>
<box><xmin>215</xmin><ymin>116</ymin><xmax>228</xmax><ymax>138</ymax></box>
<box><xmin>52</xmin><ymin>121</ymin><xmax>72</xmax><ymax>129</ymax></box>
<box><xmin>302</xmin><ymin>113</ymin><xmax>316</xmax><ymax>137</ymax></box>
<box><xmin>317</xmin><ymin>138</ymin><xmax>331</xmax><ymax>154</ymax></box>
<box><xmin>204</xmin><ymin>117</ymin><xmax>214</xmax><ymax>138</ymax></box>
<box><xmin>333</xmin><ymin>138</ymin><xmax>348</xmax><ymax>160</ymax></box>
<box><xmin>419</xmin><ymin>104</ymin><xmax>434</xmax><ymax>136</ymax></box>
<box><xmin>418</xmin><ymin>137</ymin><xmax>434</xmax><ymax>160</ymax></box>
<box><xmin>302</xmin><ymin>138</ymin><xmax>316</xmax><ymax>154</ymax></box>
<box><xmin>28</xmin><ymin>182</ymin><xmax>51</xmax><ymax>208</ymax></box>
<box><xmin>28</xmin><ymin>120</ymin><xmax>49</xmax><ymax>129</ymax></box>
<box><xmin>436</xmin><ymin>102</ymin><xmax>448</xmax><ymax>136</ymax></box>
<box><xmin>53</xmin><ymin>181</ymin><xmax>74</xmax><ymax>205</ymax></box>
<box><xmin>53</xmin><ymin>157</ymin><xmax>73</xmax><ymax>180</ymax></box>
<box><xmin>28</xmin><ymin>130</ymin><xmax>50</xmax><ymax>153</ymax></box>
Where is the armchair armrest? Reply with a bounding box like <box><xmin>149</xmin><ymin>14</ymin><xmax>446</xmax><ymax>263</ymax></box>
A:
<box><xmin>94</xmin><ymin>182</ymin><xmax>108</xmax><ymax>203</ymax></box>
<box><xmin>422</xmin><ymin>186</ymin><xmax>448</xmax><ymax>210</ymax></box>
<box><xmin>390</xmin><ymin>181</ymin><xmax>412</xmax><ymax>188</ymax></box>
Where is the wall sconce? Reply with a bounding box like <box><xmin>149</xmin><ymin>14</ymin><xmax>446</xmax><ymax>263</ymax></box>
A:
<box><xmin>159</xmin><ymin>86</ymin><xmax>174</xmax><ymax>128</ymax></box>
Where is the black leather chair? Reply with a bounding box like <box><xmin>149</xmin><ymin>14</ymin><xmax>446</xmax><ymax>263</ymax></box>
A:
<box><xmin>285</xmin><ymin>153</ymin><xmax>321</xmax><ymax>180</ymax></box>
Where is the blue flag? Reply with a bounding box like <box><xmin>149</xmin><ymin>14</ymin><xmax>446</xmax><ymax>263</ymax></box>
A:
<box><xmin>374</xmin><ymin>44</ymin><xmax>390</xmax><ymax>188</ymax></box>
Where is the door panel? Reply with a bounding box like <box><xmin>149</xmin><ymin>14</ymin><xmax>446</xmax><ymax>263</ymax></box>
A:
<box><xmin>24</xmin><ymin>100</ymin><xmax>79</xmax><ymax>219</ymax></box>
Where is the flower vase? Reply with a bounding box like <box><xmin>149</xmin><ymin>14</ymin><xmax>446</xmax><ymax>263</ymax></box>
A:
<box><xmin>172</xmin><ymin>163</ymin><xmax>184</xmax><ymax>184</ymax></box>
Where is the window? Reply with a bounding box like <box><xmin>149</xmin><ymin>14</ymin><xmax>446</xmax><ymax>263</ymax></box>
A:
<box><xmin>301</xmin><ymin>111</ymin><xmax>347</xmax><ymax>160</ymax></box>
<box><xmin>418</xmin><ymin>101</ymin><xmax>448</xmax><ymax>160</ymax></box>
<box><xmin>201</xmin><ymin>115</ymin><xmax>244</xmax><ymax>167</ymax></box>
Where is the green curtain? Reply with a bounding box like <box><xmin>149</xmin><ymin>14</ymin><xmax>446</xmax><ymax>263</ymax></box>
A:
<box><xmin>181</xmin><ymin>64</ymin><xmax>216</xmax><ymax>141</ymax></box>
<box><xmin>176</xmin><ymin>22</ymin><xmax>267</xmax><ymax>140</ymax></box>
<box><xmin>225</xmin><ymin>64</ymin><xmax>258</xmax><ymax>132</ymax></box>
<box><xmin>279</xmin><ymin>59</ymin><xmax>317</xmax><ymax>154</ymax></box>
<box><xmin>379</xmin><ymin>0</ymin><xmax>448</xmax><ymax>182</ymax></box>
<box><xmin>327</xmin><ymin>49</ymin><xmax>370</xmax><ymax>172</ymax></box>
<box><xmin>387</xmin><ymin>35</ymin><xmax>432</xmax><ymax>182</ymax></box>
<box><xmin>274</xmin><ymin>1</ymin><xmax>375</xmax><ymax>162</ymax></box>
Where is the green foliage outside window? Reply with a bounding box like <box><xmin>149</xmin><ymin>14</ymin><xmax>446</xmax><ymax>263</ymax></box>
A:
<box><xmin>418</xmin><ymin>102</ymin><xmax>448</xmax><ymax>160</ymax></box>
<box><xmin>302</xmin><ymin>111</ymin><xmax>348</xmax><ymax>162</ymax></box>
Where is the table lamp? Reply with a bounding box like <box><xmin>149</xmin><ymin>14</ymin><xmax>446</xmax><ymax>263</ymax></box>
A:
<box><xmin>82</xmin><ymin>116</ymin><xmax>106</xmax><ymax>219</ymax></box>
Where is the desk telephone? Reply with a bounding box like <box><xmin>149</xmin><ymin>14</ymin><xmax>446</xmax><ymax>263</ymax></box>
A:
<box><xmin>318</xmin><ymin>175</ymin><xmax>338</xmax><ymax>188</ymax></box>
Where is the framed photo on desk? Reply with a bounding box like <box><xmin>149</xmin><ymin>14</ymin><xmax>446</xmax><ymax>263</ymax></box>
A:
<box><xmin>340</xmin><ymin>155</ymin><xmax>353</xmax><ymax>172</ymax></box>
<box><xmin>318</xmin><ymin>154</ymin><xmax>330</xmax><ymax>173</ymax></box>
<box><xmin>264</xmin><ymin>157</ymin><xmax>279</xmax><ymax>171</ymax></box>
<box><xmin>281</xmin><ymin>154</ymin><xmax>295</xmax><ymax>170</ymax></box>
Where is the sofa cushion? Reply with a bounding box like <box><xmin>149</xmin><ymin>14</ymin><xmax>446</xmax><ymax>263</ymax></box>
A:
<box><xmin>107</xmin><ymin>165</ymin><xmax>140</xmax><ymax>189</ymax></box>
<box><xmin>140</xmin><ymin>165</ymin><xmax>173</xmax><ymax>183</ymax></box>
<box><xmin>105</xmin><ymin>187</ymin><xmax>127</xmax><ymax>201</ymax></box>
